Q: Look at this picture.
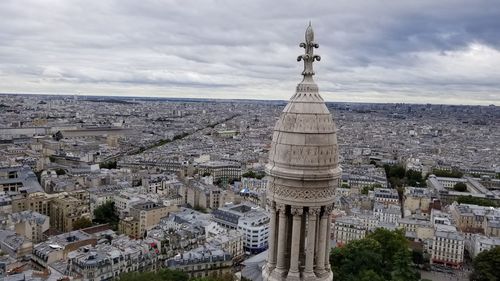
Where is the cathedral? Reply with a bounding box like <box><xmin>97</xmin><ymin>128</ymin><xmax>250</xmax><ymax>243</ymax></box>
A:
<box><xmin>262</xmin><ymin>23</ymin><xmax>341</xmax><ymax>281</ymax></box>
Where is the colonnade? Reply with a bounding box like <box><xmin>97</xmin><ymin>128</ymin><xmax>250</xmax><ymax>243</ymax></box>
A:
<box><xmin>266</xmin><ymin>202</ymin><xmax>332</xmax><ymax>280</ymax></box>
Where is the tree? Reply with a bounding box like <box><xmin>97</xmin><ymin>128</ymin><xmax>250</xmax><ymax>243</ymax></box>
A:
<box><xmin>331</xmin><ymin>238</ymin><xmax>384</xmax><ymax>281</ymax></box>
<box><xmin>454</xmin><ymin>182</ymin><xmax>467</xmax><ymax>192</ymax></box>
<box><xmin>341</xmin><ymin>183</ymin><xmax>350</xmax><ymax>189</ymax></box>
<box><xmin>432</xmin><ymin>168</ymin><xmax>463</xmax><ymax>178</ymax></box>
<box><xmin>119</xmin><ymin>269</ymin><xmax>233</xmax><ymax>281</ymax></box>
<box><xmin>457</xmin><ymin>195</ymin><xmax>498</xmax><ymax>207</ymax></box>
<box><xmin>54</xmin><ymin>168</ymin><xmax>66</xmax><ymax>175</ymax></box>
<box><xmin>52</xmin><ymin>130</ymin><xmax>63</xmax><ymax>141</ymax></box>
<box><xmin>331</xmin><ymin>228</ymin><xmax>418</xmax><ymax>281</ymax></box>
<box><xmin>73</xmin><ymin>217</ymin><xmax>92</xmax><ymax>230</ymax></box>
<box><xmin>100</xmin><ymin>160</ymin><xmax>117</xmax><ymax>169</ymax></box>
<box><xmin>93</xmin><ymin>201</ymin><xmax>119</xmax><ymax>230</ymax></box>
<box><xmin>366</xmin><ymin>228</ymin><xmax>408</xmax><ymax>275</ymax></box>
<box><xmin>390</xmin><ymin>249</ymin><xmax>420</xmax><ymax>281</ymax></box>
<box><xmin>470</xmin><ymin>246</ymin><xmax>500</xmax><ymax>281</ymax></box>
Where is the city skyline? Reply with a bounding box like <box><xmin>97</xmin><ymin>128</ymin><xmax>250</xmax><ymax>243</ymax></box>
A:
<box><xmin>1</xmin><ymin>0</ymin><xmax>500</xmax><ymax>106</ymax></box>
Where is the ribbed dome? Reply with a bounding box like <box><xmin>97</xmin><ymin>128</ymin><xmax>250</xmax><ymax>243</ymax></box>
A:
<box><xmin>266</xmin><ymin>81</ymin><xmax>340</xmax><ymax>182</ymax></box>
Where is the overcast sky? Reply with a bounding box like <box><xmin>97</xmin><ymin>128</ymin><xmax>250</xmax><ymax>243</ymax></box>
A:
<box><xmin>1</xmin><ymin>0</ymin><xmax>499</xmax><ymax>105</ymax></box>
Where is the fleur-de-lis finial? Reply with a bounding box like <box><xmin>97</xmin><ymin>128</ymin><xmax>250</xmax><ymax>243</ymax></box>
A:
<box><xmin>297</xmin><ymin>22</ymin><xmax>321</xmax><ymax>80</ymax></box>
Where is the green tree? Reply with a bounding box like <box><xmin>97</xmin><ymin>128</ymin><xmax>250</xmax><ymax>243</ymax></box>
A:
<box><xmin>100</xmin><ymin>160</ymin><xmax>117</xmax><ymax>169</ymax></box>
<box><xmin>54</xmin><ymin>168</ymin><xmax>66</xmax><ymax>175</ymax></box>
<box><xmin>470</xmin><ymin>246</ymin><xmax>500</xmax><ymax>281</ymax></box>
<box><xmin>391</xmin><ymin>249</ymin><xmax>420</xmax><ymax>281</ymax></box>
<box><xmin>331</xmin><ymin>238</ymin><xmax>384</xmax><ymax>281</ymax></box>
<box><xmin>359</xmin><ymin>270</ymin><xmax>385</xmax><ymax>281</ymax></box>
<box><xmin>331</xmin><ymin>228</ymin><xmax>417</xmax><ymax>281</ymax></box>
<box><xmin>457</xmin><ymin>195</ymin><xmax>498</xmax><ymax>207</ymax></box>
<box><xmin>72</xmin><ymin>217</ymin><xmax>92</xmax><ymax>230</ymax></box>
<box><xmin>93</xmin><ymin>201</ymin><xmax>119</xmax><ymax>230</ymax></box>
<box><xmin>433</xmin><ymin>168</ymin><xmax>463</xmax><ymax>178</ymax></box>
<box><xmin>366</xmin><ymin>228</ymin><xmax>408</xmax><ymax>275</ymax></box>
<box><xmin>341</xmin><ymin>183</ymin><xmax>350</xmax><ymax>189</ymax></box>
<box><xmin>454</xmin><ymin>182</ymin><xmax>467</xmax><ymax>192</ymax></box>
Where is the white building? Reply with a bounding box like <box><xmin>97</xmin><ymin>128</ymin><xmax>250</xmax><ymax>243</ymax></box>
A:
<box><xmin>212</xmin><ymin>203</ymin><xmax>269</xmax><ymax>254</ymax></box>
<box><xmin>431</xmin><ymin>230</ymin><xmax>465</xmax><ymax>269</ymax></box>
<box><xmin>333</xmin><ymin>216</ymin><xmax>367</xmax><ymax>246</ymax></box>
<box><xmin>469</xmin><ymin>234</ymin><xmax>500</xmax><ymax>258</ymax></box>
<box><xmin>373</xmin><ymin>202</ymin><xmax>401</xmax><ymax>224</ymax></box>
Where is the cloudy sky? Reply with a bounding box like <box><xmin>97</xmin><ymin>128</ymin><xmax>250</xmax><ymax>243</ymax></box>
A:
<box><xmin>1</xmin><ymin>0</ymin><xmax>499</xmax><ymax>105</ymax></box>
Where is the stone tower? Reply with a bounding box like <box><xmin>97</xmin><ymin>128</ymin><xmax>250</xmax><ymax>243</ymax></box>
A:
<box><xmin>262</xmin><ymin>23</ymin><xmax>341</xmax><ymax>281</ymax></box>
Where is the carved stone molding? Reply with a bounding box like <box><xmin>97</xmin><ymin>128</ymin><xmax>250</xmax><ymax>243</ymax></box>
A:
<box><xmin>291</xmin><ymin>206</ymin><xmax>304</xmax><ymax>216</ymax></box>
<box><xmin>276</xmin><ymin>203</ymin><xmax>287</xmax><ymax>214</ymax></box>
<box><xmin>268</xmin><ymin>183</ymin><xmax>335</xmax><ymax>201</ymax></box>
<box><xmin>308</xmin><ymin>207</ymin><xmax>321</xmax><ymax>216</ymax></box>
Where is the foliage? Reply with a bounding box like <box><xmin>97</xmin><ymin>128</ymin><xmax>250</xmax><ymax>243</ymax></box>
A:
<box><xmin>93</xmin><ymin>201</ymin><xmax>119</xmax><ymax>230</ymax></box>
<box><xmin>193</xmin><ymin>205</ymin><xmax>208</xmax><ymax>213</ymax></box>
<box><xmin>470</xmin><ymin>246</ymin><xmax>500</xmax><ymax>281</ymax></box>
<box><xmin>119</xmin><ymin>269</ymin><xmax>189</xmax><ymax>281</ymax></box>
<box><xmin>391</xmin><ymin>249</ymin><xmax>420</xmax><ymax>281</ymax></box>
<box><xmin>432</xmin><ymin>168</ymin><xmax>463</xmax><ymax>178</ymax></box>
<box><xmin>54</xmin><ymin>168</ymin><xmax>66</xmax><ymax>175</ymax></box>
<box><xmin>119</xmin><ymin>269</ymin><xmax>234</xmax><ymax>281</ymax></box>
<box><xmin>457</xmin><ymin>195</ymin><xmax>498</xmax><ymax>207</ymax></box>
<box><xmin>241</xmin><ymin>170</ymin><xmax>265</xmax><ymax>179</ymax></box>
<box><xmin>72</xmin><ymin>217</ymin><xmax>92</xmax><ymax>230</ymax></box>
<box><xmin>52</xmin><ymin>130</ymin><xmax>63</xmax><ymax>141</ymax></box>
<box><xmin>173</xmin><ymin>132</ymin><xmax>189</xmax><ymax>140</ymax></box>
<box><xmin>405</xmin><ymin>169</ymin><xmax>426</xmax><ymax>187</ymax></box>
<box><xmin>341</xmin><ymin>183</ymin><xmax>350</xmax><ymax>189</ymax></box>
<box><xmin>384</xmin><ymin>164</ymin><xmax>406</xmax><ymax>179</ymax></box>
<box><xmin>331</xmin><ymin>228</ymin><xmax>418</xmax><ymax>281</ymax></box>
<box><xmin>361</xmin><ymin>184</ymin><xmax>382</xmax><ymax>195</ymax></box>
<box><xmin>383</xmin><ymin>165</ymin><xmax>427</xmax><ymax>188</ymax></box>
<box><xmin>454</xmin><ymin>182</ymin><xmax>467</xmax><ymax>192</ymax></box>
<box><xmin>411</xmin><ymin>249</ymin><xmax>424</xmax><ymax>264</ymax></box>
<box><xmin>100</xmin><ymin>160</ymin><xmax>117</xmax><ymax>169</ymax></box>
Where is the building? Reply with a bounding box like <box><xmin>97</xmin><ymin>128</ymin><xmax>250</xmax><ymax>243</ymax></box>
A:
<box><xmin>370</xmin><ymin>188</ymin><xmax>400</xmax><ymax>205</ymax></box>
<box><xmin>450</xmin><ymin>202</ymin><xmax>500</xmax><ymax>236</ymax></box>
<box><xmin>213</xmin><ymin>203</ymin><xmax>269</xmax><ymax>254</ymax></box>
<box><xmin>49</xmin><ymin>194</ymin><xmax>90</xmax><ymax>232</ymax></box>
<box><xmin>120</xmin><ymin>201</ymin><xmax>176</xmax><ymax>239</ymax></box>
<box><xmin>431</xmin><ymin>230</ymin><xmax>465</xmax><ymax>269</ymax></box>
<box><xmin>403</xmin><ymin>186</ymin><xmax>432</xmax><ymax>217</ymax></box>
<box><xmin>197</xmin><ymin>161</ymin><xmax>242</xmax><ymax>182</ymax></box>
<box><xmin>31</xmin><ymin>230</ymin><xmax>97</xmax><ymax>269</ymax></box>
<box><xmin>373</xmin><ymin>202</ymin><xmax>401</xmax><ymax>224</ymax></box>
<box><xmin>0</xmin><ymin>166</ymin><xmax>43</xmax><ymax>194</ymax></box>
<box><xmin>469</xmin><ymin>234</ymin><xmax>500</xmax><ymax>258</ymax></box>
<box><xmin>166</xmin><ymin>245</ymin><xmax>233</xmax><ymax>279</ymax></box>
<box><xmin>333</xmin><ymin>217</ymin><xmax>367</xmax><ymax>246</ymax></box>
<box><xmin>262</xmin><ymin>24</ymin><xmax>340</xmax><ymax>281</ymax></box>
<box><xmin>0</xmin><ymin>230</ymin><xmax>33</xmax><ymax>259</ymax></box>
<box><xmin>10</xmin><ymin>211</ymin><xmax>49</xmax><ymax>243</ymax></box>
<box><xmin>66</xmin><ymin>235</ymin><xmax>159</xmax><ymax>280</ymax></box>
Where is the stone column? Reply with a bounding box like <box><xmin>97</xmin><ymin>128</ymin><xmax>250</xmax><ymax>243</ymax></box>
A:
<box><xmin>267</xmin><ymin>201</ymin><xmax>277</xmax><ymax>270</ymax></box>
<box><xmin>304</xmin><ymin>207</ymin><xmax>319</xmax><ymax>279</ymax></box>
<box><xmin>324</xmin><ymin>205</ymin><xmax>332</xmax><ymax>272</ymax></box>
<box><xmin>315</xmin><ymin>207</ymin><xmax>328</xmax><ymax>274</ymax></box>
<box><xmin>288</xmin><ymin>206</ymin><xmax>303</xmax><ymax>280</ymax></box>
<box><xmin>274</xmin><ymin>204</ymin><xmax>288</xmax><ymax>276</ymax></box>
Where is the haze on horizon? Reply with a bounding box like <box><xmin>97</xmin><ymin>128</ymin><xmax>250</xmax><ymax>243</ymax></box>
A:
<box><xmin>1</xmin><ymin>0</ymin><xmax>499</xmax><ymax>106</ymax></box>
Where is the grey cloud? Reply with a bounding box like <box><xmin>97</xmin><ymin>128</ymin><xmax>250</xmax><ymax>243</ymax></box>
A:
<box><xmin>0</xmin><ymin>0</ymin><xmax>499</xmax><ymax>104</ymax></box>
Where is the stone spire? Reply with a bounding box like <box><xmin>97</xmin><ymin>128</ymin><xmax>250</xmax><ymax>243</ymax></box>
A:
<box><xmin>297</xmin><ymin>22</ymin><xmax>321</xmax><ymax>81</ymax></box>
<box><xmin>262</xmin><ymin>23</ymin><xmax>340</xmax><ymax>281</ymax></box>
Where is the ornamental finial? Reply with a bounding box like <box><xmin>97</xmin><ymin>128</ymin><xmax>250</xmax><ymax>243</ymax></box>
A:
<box><xmin>297</xmin><ymin>22</ymin><xmax>321</xmax><ymax>80</ymax></box>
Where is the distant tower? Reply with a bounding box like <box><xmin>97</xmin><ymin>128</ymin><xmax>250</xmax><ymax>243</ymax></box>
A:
<box><xmin>262</xmin><ymin>23</ymin><xmax>341</xmax><ymax>281</ymax></box>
